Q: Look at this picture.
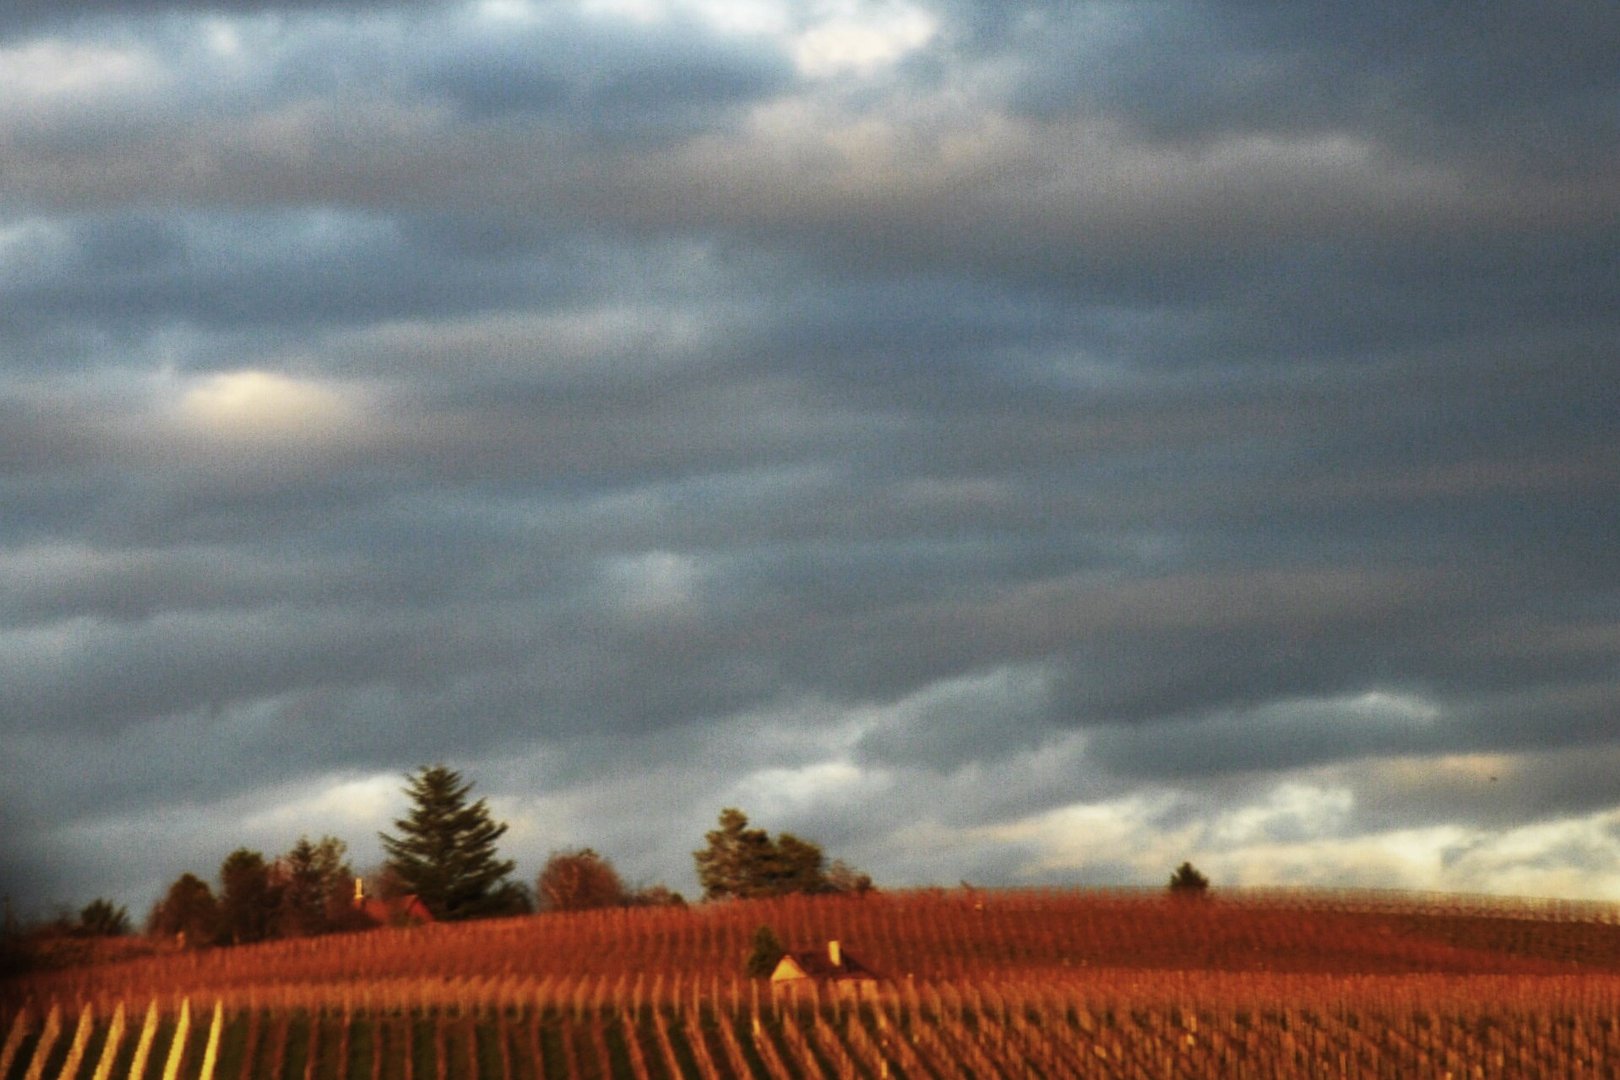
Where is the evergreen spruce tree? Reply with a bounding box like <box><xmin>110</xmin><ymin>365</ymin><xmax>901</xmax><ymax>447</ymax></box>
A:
<box><xmin>379</xmin><ymin>764</ymin><xmax>517</xmax><ymax>920</ymax></box>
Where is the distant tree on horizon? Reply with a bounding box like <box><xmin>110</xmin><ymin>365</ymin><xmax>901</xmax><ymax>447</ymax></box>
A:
<box><xmin>379</xmin><ymin>764</ymin><xmax>521</xmax><ymax>920</ymax></box>
<box><xmin>219</xmin><ymin>848</ymin><xmax>275</xmax><ymax>945</ymax></box>
<box><xmin>628</xmin><ymin>883</ymin><xmax>687</xmax><ymax>908</ymax></box>
<box><xmin>694</xmin><ymin>808</ymin><xmax>873</xmax><ymax>901</ymax></box>
<box><xmin>148</xmin><ymin>872</ymin><xmax>220</xmax><ymax>946</ymax></box>
<box><xmin>271</xmin><ymin>835</ymin><xmax>362</xmax><ymax>936</ymax></box>
<box><xmin>745</xmin><ymin>924</ymin><xmax>785</xmax><ymax>978</ymax></box>
<box><xmin>824</xmin><ymin>859</ymin><xmax>874</xmax><ymax>896</ymax></box>
<box><xmin>770</xmin><ymin>833</ymin><xmax>829</xmax><ymax>895</ymax></box>
<box><xmin>537</xmin><ymin>848</ymin><xmax>629</xmax><ymax>912</ymax></box>
<box><xmin>76</xmin><ymin>898</ymin><xmax>131</xmax><ymax>937</ymax></box>
<box><xmin>1169</xmin><ymin>861</ymin><xmax>1211</xmax><ymax>898</ymax></box>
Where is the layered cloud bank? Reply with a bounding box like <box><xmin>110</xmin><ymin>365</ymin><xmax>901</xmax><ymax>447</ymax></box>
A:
<box><xmin>3</xmin><ymin>0</ymin><xmax>1618</xmax><ymax>913</ymax></box>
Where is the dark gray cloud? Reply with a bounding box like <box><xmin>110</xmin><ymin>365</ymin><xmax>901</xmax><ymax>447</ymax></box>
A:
<box><xmin>3</xmin><ymin>0</ymin><xmax>1619</xmax><ymax>916</ymax></box>
<box><xmin>412</xmin><ymin>12</ymin><xmax>792</xmax><ymax>131</ymax></box>
<box><xmin>966</xmin><ymin>1</ymin><xmax>1620</xmax><ymax>174</ymax></box>
<box><xmin>0</xmin><ymin>0</ymin><xmax>449</xmax><ymax>38</ymax></box>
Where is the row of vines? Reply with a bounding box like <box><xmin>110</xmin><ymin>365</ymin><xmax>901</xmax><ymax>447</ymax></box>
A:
<box><xmin>17</xmin><ymin>889</ymin><xmax>1620</xmax><ymax>1011</ymax></box>
<box><xmin>9</xmin><ymin>976</ymin><xmax>1620</xmax><ymax>1080</ymax></box>
<box><xmin>10</xmin><ymin>892</ymin><xmax>1620</xmax><ymax>1077</ymax></box>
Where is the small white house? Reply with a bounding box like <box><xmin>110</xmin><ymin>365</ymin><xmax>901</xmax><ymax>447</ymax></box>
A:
<box><xmin>770</xmin><ymin>940</ymin><xmax>879</xmax><ymax>987</ymax></box>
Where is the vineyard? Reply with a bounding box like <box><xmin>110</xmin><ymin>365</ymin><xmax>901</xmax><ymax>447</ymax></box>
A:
<box><xmin>7</xmin><ymin>889</ymin><xmax>1620</xmax><ymax>1078</ymax></box>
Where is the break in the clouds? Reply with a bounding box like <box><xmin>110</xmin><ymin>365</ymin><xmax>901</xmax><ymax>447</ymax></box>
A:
<box><xmin>3</xmin><ymin>0</ymin><xmax>1619</xmax><ymax>917</ymax></box>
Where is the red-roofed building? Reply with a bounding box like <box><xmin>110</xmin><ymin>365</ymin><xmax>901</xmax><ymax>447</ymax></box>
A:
<box><xmin>353</xmin><ymin>877</ymin><xmax>434</xmax><ymax>926</ymax></box>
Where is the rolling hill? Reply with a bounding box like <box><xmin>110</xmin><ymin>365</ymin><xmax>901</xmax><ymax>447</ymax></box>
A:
<box><xmin>6</xmin><ymin>888</ymin><xmax>1620</xmax><ymax>1077</ymax></box>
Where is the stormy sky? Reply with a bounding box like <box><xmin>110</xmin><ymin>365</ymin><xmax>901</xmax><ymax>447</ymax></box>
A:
<box><xmin>3</xmin><ymin>0</ymin><xmax>1618</xmax><ymax>918</ymax></box>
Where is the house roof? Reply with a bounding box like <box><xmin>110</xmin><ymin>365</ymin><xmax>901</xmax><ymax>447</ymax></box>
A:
<box><xmin>772</xmin><ymin>946</ymin><xmax>879</xmax><ymax>982</ymax></box>
<box><xmin>352</xmin><ymin>876</ymin><xmax>434</xmax><ymax>925</ymax></box>
<box><xmin>359</xmin><ymin>894</ymin><xmax>434</xmax><ymax>925</ymax></box>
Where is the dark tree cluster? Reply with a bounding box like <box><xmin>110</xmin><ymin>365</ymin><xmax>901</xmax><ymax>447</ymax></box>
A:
<box><xmin>148</xmin><ymin>835</ymin><xmax>373</xmax><ymax>946</ymax></box>
<box><xmin>693</xmin><ymin>808</ymin><xmax>873</xmax><ymax>901</ymax></box>
<box><xmin>0</xmin><ymin>896</ymin><xmax>136</xmax><ymax>977</ymax></box>
<box><xmin>534</xmin><ymin>848</ymin><xmax>685</xmax><ymax>912</ymax></box>
<box><xmin>3</xmin><ymin>897</ymin><xmax>131</xmax><ymax>944</ymax></box>
<box><xmin>60</xmin><ymin>771</ymin><xmax>874</xmax><ymax>958</ymax></box>
<box><xmin>75</xmin><ymin>898</ymin><xmax>133</xmax><ymax>937</ymax></box>
<box><xmin>745</xmin><ymin>924</ymin><xmax>786</xmax><ymax>977</ymax></box>
<box><xmin>143</xmin><ymin>764</ymin><xmax>534</xmax><ymax>949</ymax></box>
<box><xmin>1169</xmin><ymin>861</ymin><xmax>1211</xmax><ymax>898</ymax></box>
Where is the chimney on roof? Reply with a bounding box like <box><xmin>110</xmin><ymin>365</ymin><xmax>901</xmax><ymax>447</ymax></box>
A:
<box><xmin>828</xmin><ymin>940</ymin><xmax>842</xmax><ymax>968</ymax></box>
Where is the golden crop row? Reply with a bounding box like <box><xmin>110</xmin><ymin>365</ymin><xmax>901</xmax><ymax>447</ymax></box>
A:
<box><xmin>9</xmin><ymin>978</ymin><xmax>1620</xmax><ymax>1080</ymax></box>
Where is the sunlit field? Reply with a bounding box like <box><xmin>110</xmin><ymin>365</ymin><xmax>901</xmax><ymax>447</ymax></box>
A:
<box><xmin>7</xmin><ymin>888</ymin><xmax>1620</xmax><ymax>1077</ymax></box>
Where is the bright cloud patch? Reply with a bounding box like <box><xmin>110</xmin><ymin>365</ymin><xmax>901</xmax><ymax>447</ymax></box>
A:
<box><xmin>0</xmin><ymin>40</ymin><xmax>165</xmax><ymax>111</ymax></box>
<box><xmin>988</xmin><ymin>784</ymin><xmax>1620</xmax><ymax>901</ymax></box>
<box><xmin>1439</xmin><ymin>812</ymin><xmax>1620</xmax><ymax>899</ymax></box>
<box><xmin>792</xmin><ymin>1</ymin><xmax>938</xmax><ymax>77</ymax></box>
<box><xmin>734</xmin><ymin>759</ymin><xmax>884</xmax><ymax>816</ymax></box>
<box><xmin>237</xmin><ymin>771</ymin><xmax>403</xmax><ymax>838</ymax></box>
<box><xmin>560</xmin><ymin>0</ymin><xmax>938</xmax><ymax>79</ymax></box>
<box><xmin>987</xmin><ymin>793</ymin><xmax>1194</xmax><ymax>879</ymax></box>
<box><xmin>1210</xmin><ymin>782</ymin><xmax>1356</xmax><ymax>848</ymax></box>
<box><xmin>600</xmin><ymin>550</ymin><xmax>705</xmax><ymax>614</ymax></box>
<box><xmin>175</xmin><ymin>370</ymin><xmax>360</xmax><ymax>440</ymax></box>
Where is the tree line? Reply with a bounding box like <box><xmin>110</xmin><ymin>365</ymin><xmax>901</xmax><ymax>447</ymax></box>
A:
<box><xmin>33</xmin><ymin>764</ymin><xmax>873</xmax><ymax>952</ymax></box>
<box><xmin>693</xmin><ymin>807</ymin><xmax>872</xmax><ymax>900</ymax></box>
<box><xmin>18</xmin><ymin>762</ymin><xmax>1202</xmax><ymax>960</ymax></box>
